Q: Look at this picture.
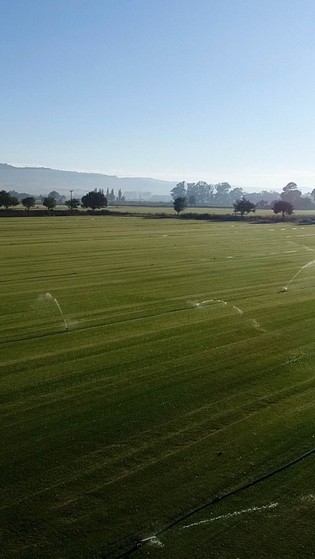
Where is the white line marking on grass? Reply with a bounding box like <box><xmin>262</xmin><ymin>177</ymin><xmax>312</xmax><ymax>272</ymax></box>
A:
<box><xmin>141</xmin><ymin>536</ymin><xmax>164</xmax><ymax>547</ymax></box>
<box><xmin>181</xmin><ymin>502</ymin><xmax>278</xmax><ymax>530</ymax></box>
<box><xmin>233</xmin><ymin>305</ymin><xmax>243</xmax><ymax>314</ymax></box>
<box><xmin>251</xmin><ymin>319</ymin><xmax>265</xmax><ymax>332</ymax></box>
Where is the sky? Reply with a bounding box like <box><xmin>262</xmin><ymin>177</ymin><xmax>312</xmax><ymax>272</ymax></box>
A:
<box><xmin>1</xmin><ymin>0</ymin><xmax>315</xmax><ymax>191</ymax></box>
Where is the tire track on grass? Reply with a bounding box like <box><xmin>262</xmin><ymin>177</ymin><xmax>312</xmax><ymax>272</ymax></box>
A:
<box><xmin>109</xmin><ymin>448</ymin><xmax>315</xmax><ymax>559</ymax></box>
<box><xmin>0</xmin><ymin>404</ymin><xmax>263</xmax><ymax>512</ymax></box>
<box><xmin>2</xmin><ymin>385</ymin><xmax>314</xmax><ymax>512</ymax></box>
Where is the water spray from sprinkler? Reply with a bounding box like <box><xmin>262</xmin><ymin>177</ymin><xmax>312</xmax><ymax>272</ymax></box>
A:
<box><xmin>282</xmin><ymin>259</ymin><xmax>315</xmax><ymax>292</ymax></box>
<box><xmin>44</xmin><ymin>293</ymin><xmax>69</xmax><ymax>331</ymax></box>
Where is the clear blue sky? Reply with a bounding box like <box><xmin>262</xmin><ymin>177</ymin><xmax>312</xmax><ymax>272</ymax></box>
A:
<box><xmin>1</xmin><ymin>0</ymin><xmax>315</xmax><ymax>190</ymax></box>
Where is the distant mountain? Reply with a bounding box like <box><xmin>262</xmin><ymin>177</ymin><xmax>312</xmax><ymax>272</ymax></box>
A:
<box><xmin>0</xmin><ymin>163</ymin><xmax>176</xmax><ymax>196</ymax></box>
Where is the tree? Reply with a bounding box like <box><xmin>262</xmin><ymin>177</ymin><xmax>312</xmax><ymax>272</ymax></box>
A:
<box><xmin>214</xmin><ymin>182</ymin><xmax>232</xmax><ymax>205</ymax></box>
<box><xmin>171</xmin><ymin>181</ymin><xmax>186</xmax><ymax>200</ymax></box>
<box><xmin>48</xmin><ymin>191</ymin><xmax>62</xmax><ymax>202</ymax></box>
<box><xmin>9</xmin><ymin>196</ymin><xmax>19</xmax><ymax>207</ymax></box>
<box><xmin>296</xmin><ymin>196</ymin><xmax>313</xmax><ymax>210</ymax></box>
<box><xmin>229</xmin><ymin>187</ymin><xmax>245</xmax><ymax>204</ymax></box>
<box><xmin>43</xmin><ymin>196</ymin><xmax>56</xmax><ymax>211</ymax></box>
<box><xmin>81</xmin><ymin>190</ymin><xmax>107</xmax><ymax>210</ymax></box>
<box><xmin>0</xmin><ymin>190</ymin><xmax>18</xmax><ymax>208</ymax></box>
<box><xmin>107</xmin><ymin>189</ymin><xmax>116</xmax><ymax>204</ymax></box>
<box><xmin>273</xmin><ymin>200</ymin><xmax>293</xmax><ymax>218</ymax></box>
<box><xmin>65</xmin><ymin>198</ymin><xmax>80</xmax><ymax>210</ymax></box>
<box><xmin>188</xmin><ymin>194</ymin><xmax>196</xmax><ymax>206</ymax></box>
<box><xmin>21</xmin><ymin>196</ymin><xmax>36</xmax><ymax>211</ymax></box>
<box><xmin>173</xmin><ymin>196</ymin><xmax>187</xmax><ymax>214</ymax></box>
<box><xmin>281</xmin><ymin>182</ymin><xmax>301</xmax><ymax>206</ymax></box>
<box><xmin>233</xmin><ymin>198</ymin><xmax>256</xmax><ymax>216</ymax></box>
<box><xmin>186</xmin><ymin>182</ymin><xmax>215</xmax><ymax>206</ymax></box>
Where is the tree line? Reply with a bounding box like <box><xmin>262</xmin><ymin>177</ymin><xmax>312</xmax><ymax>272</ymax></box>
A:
<box><xmin>171</xmin><ymin>180</ymin><xmax>315</xmax><ymax>210</ymax></box>
<box><xmin>173</xmin><ymin>182</ymin><xmax>300</xmax><ymax>218</ymax></box>
<box><xmin>0</xmin><ymin>181</ymin><xmax>310</xmax><ymax>217</ymax></box>
<box><xmin>0</xmin><ymin>189</ymin><xmax>109</xmax><ymax>211</ymax></box>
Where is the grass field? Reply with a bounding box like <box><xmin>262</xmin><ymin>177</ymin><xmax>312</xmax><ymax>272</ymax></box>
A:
<box><xmin>1</xmin><ymin>216</ymin><xmax>315</xmax><ymax>558</ymax></box>
<box><xmin>108</xmin><ymin>204</ymin><xmax>315</xmax><ymax>217</ymax></box>
<box><xmin>10</xmin><ymin>202</ymin><xmax>315</xmax><ymax>218</ymax></box>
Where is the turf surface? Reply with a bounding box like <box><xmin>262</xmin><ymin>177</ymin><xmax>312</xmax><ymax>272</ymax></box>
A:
<box><xmin>1</xmin><ymin>216</ymin><xmax>315</xmax><ymax>558</ymax></box>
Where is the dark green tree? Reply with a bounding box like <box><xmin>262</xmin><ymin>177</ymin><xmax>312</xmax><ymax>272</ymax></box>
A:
<box><xmin>9</xmin><ymin>196</ymin><xmax>19</xmax><ymax>207</ymax></box>
<box><xmin>43</xmin><ymin>196</ymin><xmax>56</xmax><ymax>211</ymax></box>
<box><xmin>173</xmin><ymin>196</ymin><xmax>187</xmax><ymax>215</ymax></box>
<box><xmin>81</xmin><ymin>191</ymin><xmax>107</xmax><ymax>210</ymax></box>
<box><xmin>273</xmin><ymin>200</ymin><xmax>293</xmax><ymax>218</ymax></box>
<box><xmin>21</xmin><ymin>196</ymin><xmax>36</xmax><ymax>211</ymax></box>
<box><xmin>0</xmin><ymin>190</ymin><xmax>18</xmax><ymax>208</ymax></box>
<box><xmin>233</xmin><ymin>198</ymin><xmax>256</xmax><ymax>216</ymax></box>
<box><xmin>65</xmin><ymin>198</ymin><xmax>80</xmax><ymax>210</ymax></box>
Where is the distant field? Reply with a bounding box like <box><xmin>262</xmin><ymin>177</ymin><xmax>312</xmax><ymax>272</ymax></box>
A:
<box><xmin>1</xmin><ymin>216</ymin><xmax>315</xmax><ymax>558</ymax></box>
<box><xmin>7</xmin><ymin>203</ymin><xmax>315</xmax><ymax>218</ymax></box>
<box><xmin>96</xmin><ymin>205</ymin><xmax>315</xmax><ymax>217</ymax></box>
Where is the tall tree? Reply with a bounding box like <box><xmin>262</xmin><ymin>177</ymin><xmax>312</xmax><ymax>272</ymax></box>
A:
<box><xmin>171</xmin><ymin>181</ymin><xmax>186</xmax><ymax>200</ymax></box>
<box><xmin>214</xmin><ymin>182</ymin><xmax>232</xmax><ymax>205</ymax></box>
<box><xmin>107</xmin><ymin>189</ymin><xmax>116</xmax><ymax>203</ymax></box>
<box><xmin>229</xmin><ymin>187</ymin><xmax>245</xmax><ymax>203</ymax></box>
<box><xmin>281</xmin><ymin>182</ymin><xmax>301</xmax><ymax>206</ymax></box>
<box><xmin>186</xmin><ymin>182</ymin><xmax>214</xmax><ymax>205</ymax></box>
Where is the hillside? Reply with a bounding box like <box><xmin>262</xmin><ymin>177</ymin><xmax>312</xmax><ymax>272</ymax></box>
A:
<box><xmin>0</xmin><ymin>163</ymin><xmax>176</xmax><ymax>196</ymax></box>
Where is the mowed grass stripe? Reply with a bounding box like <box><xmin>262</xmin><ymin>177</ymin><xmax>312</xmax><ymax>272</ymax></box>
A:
<box><xmin>1</xmin><ymin>218</ymin><xmax>315</xmax><ymax>558</ymax></box>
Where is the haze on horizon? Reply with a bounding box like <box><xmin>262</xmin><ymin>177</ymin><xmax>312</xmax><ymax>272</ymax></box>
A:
<box><xmin>1</xmin><ymin>0</ymin><xmax>315</xmax><ymax>192</ymax></box>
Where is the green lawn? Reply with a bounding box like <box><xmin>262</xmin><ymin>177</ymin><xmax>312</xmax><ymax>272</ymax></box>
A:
<box><xmin>1</xmin><ymin>217</ymin><xmax>315</xmax><ymax>558</ymax></box>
